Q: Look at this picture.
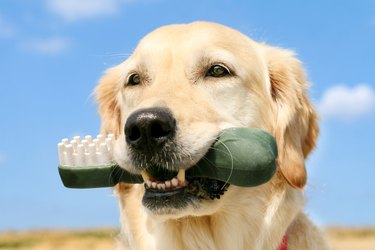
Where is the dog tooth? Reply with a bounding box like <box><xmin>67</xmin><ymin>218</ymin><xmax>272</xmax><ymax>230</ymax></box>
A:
<box><xmin>171</xmin><ymin>178</ymin><xmax>179</xmax><ymax>187</ymax></box>
<box><xmin>177</xmin><ymin>169</ymin><xmax>185</xmax><ymax>183</ymax></box>
<box><xmin>165</xmin><ymin>180</ymin><xmax>171</xmax><ymax>188</ymax></box>
<box><xmin>145</xmin><ymin>181</ymin><xmax>151</xmax><ymax>188</ymax></box>
<box><xmin>151</xmin><ymin>182</ymin><xmax>157</xmax><ymax>189</ymax></box>
<box><xmin>141</xmin><ymin>171</ymin><xmax>151</xmax><ymax>182</ymax></box>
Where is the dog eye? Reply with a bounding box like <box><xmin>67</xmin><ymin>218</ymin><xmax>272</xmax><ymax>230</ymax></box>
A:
<box><xmin>206</xmin><ymin>65</ymin><xmax>230</xmax><ymax>78</ymax></box>
<box><xmin>127</xmin><ymin>73</ymin><xmax>141</xmax><ymax>86</ymax></box>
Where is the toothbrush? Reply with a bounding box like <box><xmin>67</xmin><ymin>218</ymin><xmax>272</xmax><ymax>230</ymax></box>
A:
<box><xmin>58</xmin><ymin>128</ymin><xmax>278</xmax><ymax>189</ymax></box>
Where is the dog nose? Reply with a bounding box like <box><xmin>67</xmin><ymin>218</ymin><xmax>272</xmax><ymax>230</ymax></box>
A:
<box><xmin>125</xmin><ymin>108</ymin><xmax>176</xmax><ymax>151</ymax></box>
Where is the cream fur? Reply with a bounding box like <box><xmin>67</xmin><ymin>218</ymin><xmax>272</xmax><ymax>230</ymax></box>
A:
<box><xmin>96</xmin><ymin>22</ymin><xmax>330</xmax><ymax>250</ymax></box>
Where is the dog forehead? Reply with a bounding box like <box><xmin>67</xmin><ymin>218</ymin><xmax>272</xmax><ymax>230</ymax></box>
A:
<box><xmin>133</xmin><ymin>22</ymin><xmax>254</xmax><ymax>60</ymax></box>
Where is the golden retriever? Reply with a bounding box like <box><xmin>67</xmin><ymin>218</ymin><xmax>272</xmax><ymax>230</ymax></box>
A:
<box><xmin>95</xmin><ymin>22</ymin><xmax>329</xmax><ymax>250</ymax></box>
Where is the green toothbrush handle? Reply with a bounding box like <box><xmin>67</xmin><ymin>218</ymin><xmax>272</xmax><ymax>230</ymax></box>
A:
<box><xmin>186</xmin><ymin>127</ymin><xmax>277</xmax><ymax>187</ymax></box>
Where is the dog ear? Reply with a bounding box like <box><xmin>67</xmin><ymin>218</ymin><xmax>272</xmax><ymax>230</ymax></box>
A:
<box><xmin>95</xmin><ymin>66</ymin><xmax>122</xmax><ymax>136</ymax></box>
<box><xmin>263</xmin><ymin>46</ymin><xmax>319</xmax><ymax>188</ymax></box>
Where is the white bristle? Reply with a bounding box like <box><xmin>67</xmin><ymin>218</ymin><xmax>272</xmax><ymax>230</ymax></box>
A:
<box><xmin>87</xmin><ymin>143</ymin><xmax>97</xmax><ymax>165</ymax></box>
<box><xmin>70</xmin><ymin>139</ymin><xmax>78</xmax><ymax>152</ymax></box>
<box><xmin>105</xmin><ymin>138</ymin><xmax>112</xmax><ymax>151</ymax></box>
<box><xmin>93</xmin><ymin>138</ymin><xmax>99</xmax><ymax>150</ymax></box>
<box><xmin>64</xmin><ymin>144</ymin><xmax>74</xmax><ymax>166</ymax></box>
<box><xmin>62</xmin><ymin>138</ymin><xmax>69</xmax><ymax>145</ymax></box>
<box><xmin>75</xmin><ymin>144</ymin><xmax>85</xmax><ymax>166</ymax></box>
<box><xmin>80</xmin><ymin>139</ymin><xmax>88</xmax><ymax>152</ymax></box>
<box><xmin>58</xmin><ymin>142</ymin><xmax>66</xmax><ymax>165</ymax></box>
<box><xmin>97</xmin><ymin>134</ymin><xmax>105</xmax><ymax>143</ymax></box>
<box><xmin>58</xmin><ymin>134</ymin><xmax>115</xmax><ymax>167</ymax></box>
<box><xmin>73</xmin><ymin>136</ymin><xmax>81</xmax><ymax>144</ymax></box>
<box><xmin>99</xmin><ymin>143</ymin><xmax>111</xmax><ymax>164</ymax></box>
<box><xmin>85</xmin><ymin>135</ymin><xmax>93</xmax><ymax>144</ymax></box>
<box><xmin>107</xmin><ymin>134</ymin><xmax>115</xmax><ymax>151</ymax></box>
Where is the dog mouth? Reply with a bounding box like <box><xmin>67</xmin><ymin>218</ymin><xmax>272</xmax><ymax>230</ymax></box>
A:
<box><xmin>140</xmin><ymin>166</ymin><xmax>229</xmax><ymax>211</ymax></box>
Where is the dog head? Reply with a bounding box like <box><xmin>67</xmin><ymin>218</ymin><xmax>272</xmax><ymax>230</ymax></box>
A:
<box><xmin>95</xmin><ymin>22</ymin><xmax>318</xmax><ymax>218</ymax></box>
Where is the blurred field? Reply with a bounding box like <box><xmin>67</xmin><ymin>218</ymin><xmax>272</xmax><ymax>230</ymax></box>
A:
<box><xmin>0</xmin><ymin>229</ymin><xmax>117</xmax><ymax>250</ymax></box>
<box><xmin>0</xmin><ymin>227</ymin><xmax>375</xmax><ymax>250</ymax></box>
<box><xmin>326</xmin><ymin>228</ymin><xmax>375</xmax><ymax>250</ymax></box>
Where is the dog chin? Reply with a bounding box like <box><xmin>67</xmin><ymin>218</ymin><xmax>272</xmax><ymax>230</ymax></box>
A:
<box><xmin>141</xmin><ymin>177</ymin><xmax>229</xmax><ymax>217</ymax></box>
<box><xmin>142</xmin><ymin>189</ymin><xmax>200</xmax><ymax>217</ymax></box>
<box><xmin>141</xmin><ymin>190</ymin><xmax>225</xmax><ymax>220</ymax></box>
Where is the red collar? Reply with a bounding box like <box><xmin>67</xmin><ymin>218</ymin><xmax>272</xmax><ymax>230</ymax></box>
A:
<box><xmin>278</xmin><ymin>235</ymin><xmax>288</xmax><ymax>250</ymax></box>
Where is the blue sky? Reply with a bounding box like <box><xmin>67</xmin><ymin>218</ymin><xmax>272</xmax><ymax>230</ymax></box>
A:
<box><xmin>0</xmin><ymin>0</ymin><xmax>374</xmax><ymax>230</ymax></box>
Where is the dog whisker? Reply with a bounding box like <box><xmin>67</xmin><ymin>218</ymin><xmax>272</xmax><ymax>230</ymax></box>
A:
<box><xmin>92</xmin><ymin>52</ymin><xmax>132</xmax><ymax>59</ymax></box>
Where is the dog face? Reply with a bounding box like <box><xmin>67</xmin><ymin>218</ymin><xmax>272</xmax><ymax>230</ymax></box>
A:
<box><xmin>96</xmin><ymin>22</ymin><xmax>318</xmax><ymax>218</ymax></box>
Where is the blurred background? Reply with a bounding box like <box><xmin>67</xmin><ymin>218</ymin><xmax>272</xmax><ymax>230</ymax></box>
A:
<box><xmin>0</xmin><ymin>0</ymin><xmax>374</xmax><ymax>236</ymax></box>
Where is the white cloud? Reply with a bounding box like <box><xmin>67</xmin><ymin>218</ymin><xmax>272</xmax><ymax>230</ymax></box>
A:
<box><xmin>317</xmin><ymin>84</ymin><xmax>375</xmax><ymax>121</ymax></box>
<box><xmin>0</xmin><ymin>16</ymin><xmax>16</xmax><ymax>38</ymax></box>
<box><xmin>21</xmin><ymin>37</ymin><xmax>70</xmax><ymax>55</ymax></box>
<box><xmin>46</xmin><ymin>0</ymin><xmax>122</xmax><ymax>22</ymax></box>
